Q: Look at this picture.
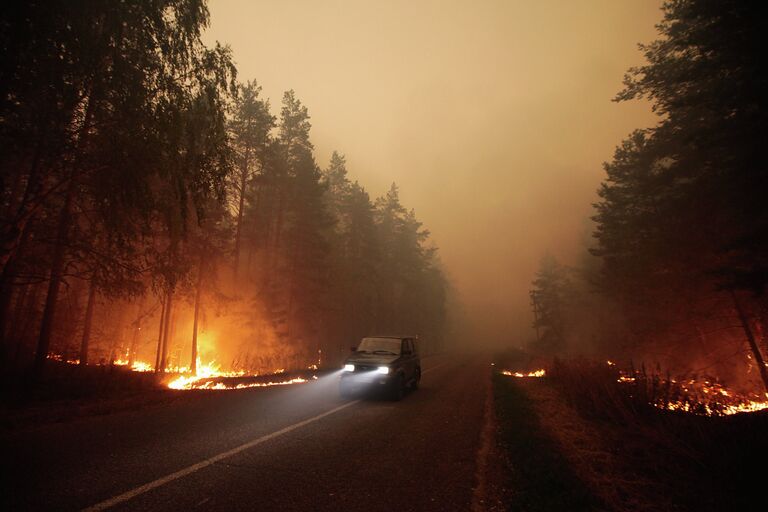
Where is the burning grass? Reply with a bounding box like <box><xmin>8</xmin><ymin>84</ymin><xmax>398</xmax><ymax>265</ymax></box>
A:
<box><xmin>160</xmin><ymin>359</ymin><xmax>315</xmax><ymax>390</ymax></box>
<box><xmin>546</xmin><ymin>357</ymin><xmax>768</xmax><ymax>421</ymax></box>
<box><xmin>42</xmin><ymin>354</ymin><xmax>317</xmax><ymax>392</ymax></box>
<box><xmin>496</xmin><ymin>348</ymin><xmax>768</xmax><ymax>418</ymax></box>
<box><xmin>166</xmin><ymin>373</ymin><xmax>314</xmax><ymax>390</ymax></box>
<box><xmin>500</xmin><ymin>369</ymin><xmax>546</xmax><ymax>378</ymax></box>
<box><xmin>609</xmin><ymin>363</ymin><xmax>768</xmax><ymax>416</ymax></box>
<box><xmin>543</xmin><ymin>358</ymin><xmax>768</xmax><ymax>510</ymax></box>
<box><xmin>1</xmin><ymin>355</ymin><xmax>319</xmax><ymax>431</ymax></box>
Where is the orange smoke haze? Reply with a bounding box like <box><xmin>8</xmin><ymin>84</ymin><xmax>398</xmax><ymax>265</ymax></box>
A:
<box><xmin>202</xmin><ymin>0</ymin><xmax>663</xmax><ymax>348</ymax></box>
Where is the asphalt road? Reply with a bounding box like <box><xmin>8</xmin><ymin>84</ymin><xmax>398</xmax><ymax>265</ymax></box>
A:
<box><xmin>3</xmin><ymin>355</ymin><xmax>491</xmax><ymax>511</ymax></box>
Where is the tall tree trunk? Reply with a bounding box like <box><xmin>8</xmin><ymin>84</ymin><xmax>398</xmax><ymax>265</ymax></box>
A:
<box><xmin>78</xmin><ymin>276</ymin><xmax>97</xmax><ymax>365</ymax></box>
<box><xmin>159</xmin><ymin>287</ymin><xmax>173</xmax><ymax>371</ymax></box>
<box><xmin>13</xmin><ymin>283</ymin><xmax>41</xmax><ymax>367</ymax></box>
<box><xmin>128</xmin><ymin>320</ymin><xmax>140</xmax><ymax>367</ymax></box>
<box><xmin>1</xmin><ymin>283</ymin><xmax>27</xmax><ymax>369</ymax></box>
<box><xmin>32</xmin><ymin>176</ymin><xmax>77</xmax><ymax>377</ymax></box>
<box><xmin>266</xmin><ymin>186</ymin><xmax>286</xmax><ymax>282</ymax></box>
<box><xmin>127</xmin><ymin>299</ymin><xmax>146</xmax><ymax>367</ymax></box>
<box><xmin>191</xmin><ymin>258</ymin><xmax>204</xmax><ymax>374</ymax></box>
<box><xmin>284</xmin><ymin>238</ymin><xmax>299</xmax><ymax>344</ymax></box>
<box><xmin>0</xmin><ymin>225</ymin><xmax>33</xmax><ymax>351</ymax></box>
<box><xmin>0</xmin><ymin>141</ymin><xmax>43</xmax><ymax>272</ymax></box>
<box><xmin>250</xmin><ymin>182</ymin><xmax>264</xmax><ymax>278</ymax></box>
<box><xmin>154</xmin><ymin>298</ymin><xmax>166</xmax><ymax>372</ymax></box>
<box><xmin>731</xmin><ymin>290</ymin><xmax>768</xmax><ymax>392</ymax></box>
<box><xmin>0</xmin><ymin>284</ymin><xmax>14</xmax><ymax>366</ymax></box>
<box><xmin>233</xmin><ymin>147</ymin><xmax>250</xmax><ymax>280</ymax></box>
<box><xmin>31</xmin><ymin>85</ymin><xmax>94</xmax><ymax>377</ymax></box>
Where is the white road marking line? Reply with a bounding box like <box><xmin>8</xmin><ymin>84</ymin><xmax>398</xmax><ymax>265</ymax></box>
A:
<box><xmin>82</xmin><ymin>357</ymin><xmax>453</xmax><ymax>511</ymax></box>
<box><xmin>81</xmin><ymin>401</ymin><xmax>359</xmax><ymax>511</ymax></box>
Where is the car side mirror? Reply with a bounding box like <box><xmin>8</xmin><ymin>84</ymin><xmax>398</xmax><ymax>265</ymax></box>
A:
<box><xmin>350</xmin><ymin>346</ymin><xmax>357</xmax><ymax>352</ymax></box>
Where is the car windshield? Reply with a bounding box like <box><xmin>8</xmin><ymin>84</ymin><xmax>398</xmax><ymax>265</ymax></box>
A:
<box><xmin>356</xmin><ymin>337</ymin><xmax>401</xmax><ymax>355</ymax></box>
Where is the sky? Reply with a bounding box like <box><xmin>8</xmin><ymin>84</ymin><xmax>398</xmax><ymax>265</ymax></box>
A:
<box><xmin>202</xmin><ymin>0</ymin><xmax>664</xmax><ymax>347</ymax></box>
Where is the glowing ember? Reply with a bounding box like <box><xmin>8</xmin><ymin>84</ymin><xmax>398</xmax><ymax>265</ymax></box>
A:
<box><xmin>501</xmin><ymin>369</ymin><xmax>546</xmax><ymax>378</ymax></box>
<box><xmin>47</xmin><ymin>354</ymin><xmax>79</xmax><ymax>364</ymax></box>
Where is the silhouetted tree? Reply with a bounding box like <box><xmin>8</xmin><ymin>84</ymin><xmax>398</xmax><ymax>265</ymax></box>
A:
<box><xmin>530</xmin><ymin>255</ymin><xmax>572</xmax><ymax>352</ymax></box>
<box><xmin>228</xmin><ymin>80</ymin><xmax>274</xmax><ymax>279</ymax></box>
<box><xmin>592</xmin><ymin>0</ymin><xmax>768</xmax><ymax>388</ymax></box>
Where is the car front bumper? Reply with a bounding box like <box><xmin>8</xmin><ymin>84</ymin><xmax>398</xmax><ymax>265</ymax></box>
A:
<box><xmin>340</xmin><ymin>370</ymin><xmax>394</xmax><ymax>392</ymax></box>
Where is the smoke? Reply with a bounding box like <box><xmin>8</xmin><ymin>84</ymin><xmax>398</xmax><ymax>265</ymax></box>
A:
<box><xmin>202</xmin><ymin>0</ymin><xmax>664</xmax><ymax>349</ymax></box>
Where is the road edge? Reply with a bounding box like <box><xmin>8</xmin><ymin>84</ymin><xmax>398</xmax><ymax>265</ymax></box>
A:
<box><xmin>471</xmin><ymin>362</ymin><xmax>503</xmax><ymax>511</ymax></box>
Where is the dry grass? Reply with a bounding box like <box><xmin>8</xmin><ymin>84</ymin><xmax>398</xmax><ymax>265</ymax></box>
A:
<box><xmin>543</xmin><ymin>358</ymin><xmax>768</xmax><ymax>510</ymax></box>
<box><xmin>519</xmin><ymin>379</ymin><xmax>680</xmax><ymax>511</ymax></box>
<box><xmin>493</xmin><ymin>372</ymin><xmax>600</xmax><ymax>511</ymax></box>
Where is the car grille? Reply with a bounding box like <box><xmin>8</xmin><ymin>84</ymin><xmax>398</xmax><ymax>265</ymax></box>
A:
<box><xmin>354</xmin><ymin>364</ymin><xmax>379</xmax><ymax>372</ymax></box>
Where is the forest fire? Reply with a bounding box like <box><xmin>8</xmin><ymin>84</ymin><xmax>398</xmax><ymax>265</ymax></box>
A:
<box><xmin>167</xmin><ymin>375</ymin><xmax>312</xmax><ymax>390</ymax></box>
<box><xmin>47</xmin><ymin>352</ymin><xmax>313</xmax><ymax>391</ymax></box>
<box><xmin>501</xmin><ymin>369</ymin><xmax>546</xmax><ymax>378</ymax></box>
<box><xmin>610</xmin><ymin>363</ymin><xmax>768</xmax><ymax>416</ymax></box>
<box><xmin>162</xmin><ymin>360</ymin><xmax>313</xmax><ymax>390</ymax></box>
<box><xmin>113</xmin><ymin>359</ymin><xmax>154</xmax><ymax>372</ymax></box>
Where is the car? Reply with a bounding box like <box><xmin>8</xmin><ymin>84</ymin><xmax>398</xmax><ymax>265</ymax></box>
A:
<box><xmin>339</xmin><ymin>335</ymin><xmax>421</xmax><ymax>400</ymax></box>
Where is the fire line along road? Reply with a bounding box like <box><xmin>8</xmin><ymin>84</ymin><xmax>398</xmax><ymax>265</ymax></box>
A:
<box><xmin>3</xmin><ymin>355</ymin><xmax>492</xmax><ymax>511</ymax></box>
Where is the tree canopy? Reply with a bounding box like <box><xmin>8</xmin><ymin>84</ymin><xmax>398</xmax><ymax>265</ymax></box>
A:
<box><xmin>0</xmin><ymin>1</ymin><xmax>449</xmax><ymax>374</ymax></box>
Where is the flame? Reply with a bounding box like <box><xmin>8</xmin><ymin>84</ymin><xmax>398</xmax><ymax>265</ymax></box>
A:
<box><xmin>501</xmin><ymin>369</ymin><xmax>546</xmax><ymax>378</ymax></box>
<box><xmin>46</xmin><ymin>346</ymin><xmax>314</xmax><ymax>392</ymax></box>
<box><xmin>166</xmin><ymin>359</ymin><xmax>242</xmax><ymax>389</ymax></box>
<box><xmin>47</xmin><ymin>354</ymin><xmax>80</xmax><ymax>364</ymax></box>
<box><xmin>662</xmin><ymin>399</ymin><xmax>768</xmax><ymax>415</ymax></box>
<box><xmin>129</xmin><ymin>361</ymin><xmax>154</xmax><ymax>372</ymax></box>
<box><xmin>113</xmin><ymin>359</ymin><xmax>155</xmax><ymax>372</ymax></box>
<box><xmin>612</xmin><ymin>365</ymin><xmax>768</xmax><ymax>416</ymax></box>
<box><xmin>47</xmin><ymin>320</ymin><xmax>312</xmax><ymax>392</ymax></box>
<box><xmin>164</xmin><ymin>359</ymin><xmax>313</xmax><ymax>390</ymax></box>
<box><xmin>168</xmin><ymin>376</ymin><xmax>311</xmax><ymax>390</ymax></box>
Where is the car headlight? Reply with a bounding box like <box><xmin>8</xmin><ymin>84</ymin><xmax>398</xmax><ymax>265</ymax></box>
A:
<box><xmin>343</xmin><ymin>364</ymin><xmax>355</xmax><ymax>372</ymax></box>
<box><xmin>377</xmin><ymin>366</ymin><xmax>390</xmax><ymax>375</ymax></box>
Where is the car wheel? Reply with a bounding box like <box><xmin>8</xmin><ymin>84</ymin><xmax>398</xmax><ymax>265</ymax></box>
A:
<box><xmin>391</xmin><ymin>375</ymin><xmax>405</xmax><ymax>401</ymax></box>
<box><xmin>411</xmin><ymin>369</ymin><xmax>421</xmax><ymax>390</ymax></box>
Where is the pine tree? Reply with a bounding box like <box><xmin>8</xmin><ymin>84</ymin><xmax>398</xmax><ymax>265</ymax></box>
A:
<box><xmin>530</xmin><ymin>255</ymin><xmax>572</xmax><ymax>352</ymax></box>
<box><xmin>228</xmin><ymin>81</ymin><xmax>274</xmax><ymax>279</ymax></box>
